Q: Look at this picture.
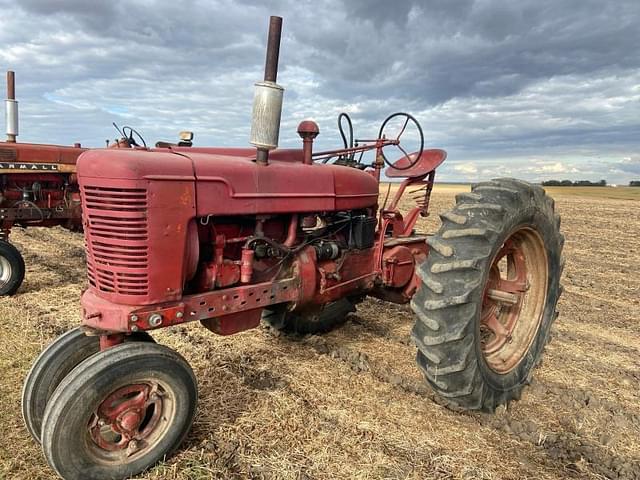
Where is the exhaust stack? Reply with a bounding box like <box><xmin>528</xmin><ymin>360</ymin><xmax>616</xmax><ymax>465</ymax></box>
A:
<box><xmin>250</xmin><ymin>16</ymin><xmax>284</xmax><ymax>166</ymax></box>
<box><xmin>5</xmin><ymin>71</ymin><xmax>18</xmax><ymax>142</ymax></box>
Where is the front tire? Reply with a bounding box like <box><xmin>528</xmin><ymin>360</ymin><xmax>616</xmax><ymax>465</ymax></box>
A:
<box><xmin>22</xmin><ymin>328</ymin><xmax>154</xmax><ymax>443</ymax></box>
<box><xmin>41</xmin><ymin>342</ymin><xmax>197</xmax><ymax>480</ymax></box>
<box><xmin>0</xmin><ymin>239</ymin><xmax>25</xmax><ymax>295</ymax></box>
<box><xmin>411</xmin><ymin>179</ymin><xmax>564</xmax><ymax>411</ymax></box>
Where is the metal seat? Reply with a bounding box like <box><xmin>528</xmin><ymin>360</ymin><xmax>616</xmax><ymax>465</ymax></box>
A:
<box><xmin>386</xmin><ymin>149</ymin><xmax>447</xmax><ymax>179</ymax></box>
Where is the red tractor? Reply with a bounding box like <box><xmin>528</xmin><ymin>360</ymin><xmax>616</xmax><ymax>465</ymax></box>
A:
<box><xmin>0</xmin><ymin>71</ymin><xmax>87</xmax><ymax>295</ymax></box>
<box><xmin>23</xmin><ymin>17</ymin><xmax>564</xmax><ymax>480</ymax></box>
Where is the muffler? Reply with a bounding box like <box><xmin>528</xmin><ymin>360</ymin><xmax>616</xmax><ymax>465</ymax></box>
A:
<box><xmin>250</xmin><ymin>16</ymin><xmax>284</xmax><ymax>165</ymax></box>
<box><xmin>5</xmin><ymin>71</ymin><xmax>18</xmax><ymax>143</ymax></box>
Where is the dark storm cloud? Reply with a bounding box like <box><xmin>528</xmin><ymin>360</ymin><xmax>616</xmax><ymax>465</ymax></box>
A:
<box><xmin>0</xmin><ymin>0</ymin><xmax>638</xmax><ymax>182</ymax></box>
<box><xmin>293</xmin><ymin>0</ymin><xmax>640</xmax><ymax>104</ymax></box>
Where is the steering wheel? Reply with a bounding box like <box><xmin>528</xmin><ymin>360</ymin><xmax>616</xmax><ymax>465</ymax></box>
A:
<box><xmin>122</xmin><ymin>126</ymin><xmax>147</xmax><ymax>148</ymax></box>
<box><xmin>377</xmin><ymin>112</ymin><xmax>424</xmax><ymax>170</ymax></box>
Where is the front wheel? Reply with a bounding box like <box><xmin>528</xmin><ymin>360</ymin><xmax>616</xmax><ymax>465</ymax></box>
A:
<box><xmin>0</xmin><ymin>239</ymin><xmax>25</xmax><ymax>295</ymax></box>
<box><xmin>411</xmin><ymin>178</ymin><xmax>564</xmax><ymax>411</ymax></box>
<box><xmin>22</xmin><ymin>328</ymin><xmax>154</xmax><ymax>443</ymax></box>
<box><xmin>41</xmin><ymin>342</ymin><xmax>197</xmax><ymax>480</ymax></box>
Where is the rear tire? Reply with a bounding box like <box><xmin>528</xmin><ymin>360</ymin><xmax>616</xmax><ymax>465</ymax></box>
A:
<box><xmin>411</xmin><ymin>178</ymin><xmax>564</xmax><ymax>411</ymax></box>
<box><xmin>263</xmin><ymin>298</ymin><xmax>356</xmax><ymax>334</ymax></box>
<box><xmin>0</xmin><ymin>239</ymin><xmax>25</xmax><ymax>295</ymax></box>
<box><xmin>22</xmin><ymin>327</ymin><xmax>153</xmax><ymax>443</ymax></box>
<box><xmin>41</xmin><ymin>342</ymin><xmax>197</xmax><ymax>480</ymax></box>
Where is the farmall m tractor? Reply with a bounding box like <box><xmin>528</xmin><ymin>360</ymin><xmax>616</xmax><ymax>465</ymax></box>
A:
<box><xmin>0</xmin><ymin>71</ymin><xmax>87</xmax><ymax>295</ymax></box>
<box><xmin>23</xmin><ymin>17</ymin><xmax>563</xmax><ymax>480</ymax></box>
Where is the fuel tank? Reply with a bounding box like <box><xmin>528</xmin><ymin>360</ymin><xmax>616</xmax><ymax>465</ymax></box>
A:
<box><xmin>77</xmin><ymin>147</ymin><xmax>379</xmax><ymax>215</ymax></box>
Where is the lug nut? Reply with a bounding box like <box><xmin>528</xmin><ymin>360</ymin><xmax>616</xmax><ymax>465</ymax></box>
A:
<box><xmin>126</xmin><ymin>440</ymin><xmax>139</xmax><ymax>457</ymax></box>
<box><xmin>176</xmin><ymin>311</ymin><xmax>183</xmax><ymax>319</ymax></box>
<box><xmin>131</xmin><ymin>325</ymin><xmax>139</xmax><ymax>332</ymax></box>
<box><xmin>148</xmin><ymin>313</ymin><xmax>163</xmax><ymax>327</ymax></box>
<box><xmin>130</xmin><ymin>314</ymin><xmax>138</xmax><ymax>322</ymax></box>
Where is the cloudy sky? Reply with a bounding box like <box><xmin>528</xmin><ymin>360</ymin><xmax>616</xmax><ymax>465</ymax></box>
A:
<box><xmin>0</xmin><ymin>0</ymin><xmax>638</xmax><ymax>183</ymax></box>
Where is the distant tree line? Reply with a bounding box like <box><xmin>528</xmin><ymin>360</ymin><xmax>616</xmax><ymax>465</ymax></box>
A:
<box><xmin>630</xmin><ymin>181</ymin><xmax>640</xmax><ymax>187</ymax></box>
<box><xmin>541</xmin><ymin>179</ymin><xmax>607</xmax><ymax>187</ymax></box>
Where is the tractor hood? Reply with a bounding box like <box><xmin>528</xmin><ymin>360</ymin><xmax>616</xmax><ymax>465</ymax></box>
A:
<box><xmin>77</xmin><ymin>148</ymin><xmax>379</xmax><ymax>215</ymax></box>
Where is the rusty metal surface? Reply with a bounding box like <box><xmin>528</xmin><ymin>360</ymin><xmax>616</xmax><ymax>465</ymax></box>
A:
<box><xmin>80</xmin><ymin>172</ymin><xmax>196</xmax><ymax>305</ymax></box>
<box><xmin>0</xmin><ymin>142</ymin><xmax>85</xmax><ymax>232</ymax></box>
<box><xmin>0</xmin><ymin>142</ymin><xmax>85</xmax><ymax>165</ymax></box>
<box><xmin>481</xmin><ymin>228</ymin><xmax>548</xmax><ymax>374</ymax></box>
<box><xmin>6</xmin><ymin>71</ymin><xmax>15</xmax><ymax>100</ymax></box>
<box><xmin>0</xmin><ymin>205</ymin><xmax>81</xmax><ymax>222</ymax></box>
<box><xmin>264</xmin><ymin>16</ymin><xmax>282</xmax><ymax>83</ymax></box>
<box><xmin>81</xmin><ymin>277</ymin><xmax>300</xmax><ymax>333</ymax></box>
<box><xmin>88</xmin><ymin>381</ymin><xmax>165</xmax><ymax>456</ymax></box>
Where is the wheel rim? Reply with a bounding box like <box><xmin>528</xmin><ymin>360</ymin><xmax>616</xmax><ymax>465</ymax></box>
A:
<box><xmin>87</xmin><ymin>381</ymin><xmax>176</xmax><ymax>461</ymax></box>
<box><xmin>0</xmin><ymin>255</ymin><xmax>12</xmax><ymax>287</ymax></box>
<box><xmin>480</xmin><ymin>227</ymin><xmax>548</xmax><ymax>374</ymax></box>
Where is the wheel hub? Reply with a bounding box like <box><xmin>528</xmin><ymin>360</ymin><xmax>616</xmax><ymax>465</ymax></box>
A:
<box><xmin>118</xmin><ymin>410</ymin><xmax>143</xmax><ymax>433</ymax></box>
<box><xmin>89</xmin><ymin>383</ymin><xmax>164</xmax><ymax>454</ymax></box>
<box><xmin>480</xmin><ymin>228</ymin><xmax>548</xmax><ymax>373</ymax></box>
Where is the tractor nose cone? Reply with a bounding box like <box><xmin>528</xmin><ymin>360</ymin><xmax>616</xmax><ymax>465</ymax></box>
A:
<box><xmin>297</xmin><ymin>120</ymin><xmax>319</xmax><ymax>139</ymax></box>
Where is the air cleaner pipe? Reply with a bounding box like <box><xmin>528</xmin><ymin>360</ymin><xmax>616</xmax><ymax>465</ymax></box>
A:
<box><xmin>250</xmin><ymin>16</ymin><xmax>284</xmax><ymax>166</ymax></box>
<box><xmin>297</xmin><ymin>120</ymin><xmax>319</xmax><ymax>165</ymax></box>
<box><xmin>5</xmin><ymin>71</ymin><xmax>18</xmax><ymax>142</ymax></box>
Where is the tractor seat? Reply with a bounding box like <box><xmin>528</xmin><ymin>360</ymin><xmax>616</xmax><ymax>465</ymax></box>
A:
<box><xmin>385</xmin><ymin>149</ymin><xmax>447</xmax><ymax>178</ymax></box>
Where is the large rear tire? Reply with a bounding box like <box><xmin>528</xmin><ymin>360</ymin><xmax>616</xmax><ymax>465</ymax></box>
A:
<box><xmin>263</xmin><ymin>298</ymin><xmax>356</xmax><ymax>334</ymax></box>
<box><xmin>411</xmin><ymin>178</ymin><xmax>564</xmax><ymax>411</ymax></box>
<box><xmin>0</xmin><ymin>239</ymin><xmax>25</xmax><ymax>295</ymax></box>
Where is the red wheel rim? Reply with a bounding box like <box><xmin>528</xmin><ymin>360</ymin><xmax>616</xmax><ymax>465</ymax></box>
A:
<box><xmin>87</xmin><ymin>381</ymin><xmax>174</xmax><ymax>459</ymax></box>
<box><xmin>480</xmin><ymin>227</ymin><xmax>548</xmax><ymax>373</ymax></box>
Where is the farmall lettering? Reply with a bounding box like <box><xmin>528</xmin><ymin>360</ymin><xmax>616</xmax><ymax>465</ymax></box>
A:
<box><xmin>0</xmin><ymin>162</ymin><xmax>60</xmax><ymax>171</ymax></box>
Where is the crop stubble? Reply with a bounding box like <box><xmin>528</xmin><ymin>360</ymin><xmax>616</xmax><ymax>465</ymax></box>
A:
<box><xmin>0</xmin><ymin>184</ymin><xmax>638</xmax><ymax>479</ymax></box>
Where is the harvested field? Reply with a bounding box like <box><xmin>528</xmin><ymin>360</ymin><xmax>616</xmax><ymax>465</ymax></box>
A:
<box><xmin>1</xmin><ymin>183</ymin><xmax>639</xmax><ymax>479</ymax></box>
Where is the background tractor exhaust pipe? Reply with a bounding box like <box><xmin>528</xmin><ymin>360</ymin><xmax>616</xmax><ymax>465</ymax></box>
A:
<box><xmin>250</xmin><ymin>16</ymin><xmax>284</xmax><ymax>166</ymax></box>
<box><xmin>5</xmin><ymin>71</ymin><xmax>18</xmax><ymax>143</ymax></box>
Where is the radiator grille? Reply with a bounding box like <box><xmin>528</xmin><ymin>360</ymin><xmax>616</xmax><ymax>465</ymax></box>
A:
<box><xmin>83</xmin><ymin>185</ymin><xmax>149</xmax><ymax>296</ymax></box>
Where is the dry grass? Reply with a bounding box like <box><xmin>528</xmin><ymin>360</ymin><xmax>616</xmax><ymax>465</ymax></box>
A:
<box><xmin>1</xmin><ymin>184</ymin><xmax>639</xmax><ymax>479</ymax></box>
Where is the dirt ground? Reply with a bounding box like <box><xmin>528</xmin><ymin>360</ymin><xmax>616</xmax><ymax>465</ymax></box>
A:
<box><xmin>0</xmin><ymin>184</ymin><xmax>639</xmax><ymax>480</ymax></box>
